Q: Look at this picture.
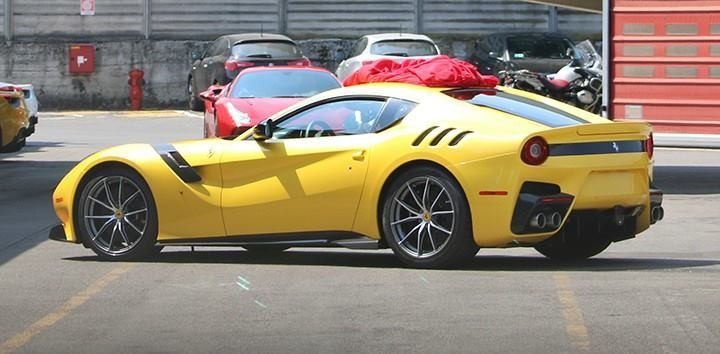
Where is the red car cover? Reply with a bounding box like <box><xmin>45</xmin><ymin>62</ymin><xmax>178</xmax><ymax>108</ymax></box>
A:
<box><xmin>343</xmin><ymin>55</ymin><xmax>499</xmax><ymax>88</ymax></box>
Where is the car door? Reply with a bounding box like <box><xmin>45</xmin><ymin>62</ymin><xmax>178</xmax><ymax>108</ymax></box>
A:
<box><xmin>219</xmin><ymin>97</ymin><xmax>387</xmax><ymax>236</ymax></box>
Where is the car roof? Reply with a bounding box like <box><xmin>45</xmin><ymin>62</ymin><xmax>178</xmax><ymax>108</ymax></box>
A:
<box><xmin>362</xmin><ymin>33</ymin><xmax>435</xmax><ymax>43</ymax></box>
<box><xmin>219</xmin><ymin>33</ymin><xmax>296</xmax><ymax>45</ymax></box>
<box><xmin>485</xmin><ymin>32</ymin><xmax>573</xmax><ymax>40</ymax></box>
<box><xmin>238</xmin><ymin>66</ymin><xmax>334</xmax><ymax>75</ymax></box>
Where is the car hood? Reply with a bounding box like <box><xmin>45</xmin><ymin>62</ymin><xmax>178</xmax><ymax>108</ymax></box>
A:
<box><xmin>227</xmin><ymin>97</ymin><xmax>305</xmax><ymax>123</ymax></box>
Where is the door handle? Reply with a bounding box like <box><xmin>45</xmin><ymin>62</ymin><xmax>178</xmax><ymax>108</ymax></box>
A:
<box><xmin>352</xmin><ymin>150</ymin><xmax>366</xmax><ymax>161</ymax></box>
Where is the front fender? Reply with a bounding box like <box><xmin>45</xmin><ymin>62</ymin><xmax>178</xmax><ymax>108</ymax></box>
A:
<box><xmin>52</xmin><ymin>143</ymin><xmax>225</xmax><ymax>243</ymax></box>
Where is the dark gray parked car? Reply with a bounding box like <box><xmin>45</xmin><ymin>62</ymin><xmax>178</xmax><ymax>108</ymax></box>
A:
<box><xmin>188</xmin><ymin>33</ymin><xmax>310</xmax><ymax>111</ymax></box>
<box><xmin>467</xmin><ymin>32</ymin><xmax>578</xmax><ymax>76</ymax></box>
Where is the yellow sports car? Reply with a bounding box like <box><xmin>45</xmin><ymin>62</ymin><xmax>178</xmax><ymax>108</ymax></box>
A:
<box><xmin>0</xmin><ymin>87</ymin><xmax>30</xmax><ymax>153</ymax></box>
<box><xmin>49</xmin><ymin>83</ymin><xmax>663</xmax><ymax>268</ymax></box>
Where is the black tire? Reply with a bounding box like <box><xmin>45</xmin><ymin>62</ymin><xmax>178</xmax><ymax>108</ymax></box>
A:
<box><xmin>0</xmin><ymin>128</ymin><xmax>26</xmax><ymax>153</ymax></box>
<box><xmin>381</xmin><ymin>166</ymin><xmax>478</xmax><ymax>268</ymax></box>
<box><xmin>534</xmin><ymin>226</ymin><xmax>611</xmax><ymax>261</ymax></box>
<box><xmin>75</xmin><ymin>166</ymin><xmax>159</xmax><ymax>261</ymax></box>
<box><xmin>188</xmin><ymin>77</ymin><xmax>203</xmax><ymax>112</ymax></box>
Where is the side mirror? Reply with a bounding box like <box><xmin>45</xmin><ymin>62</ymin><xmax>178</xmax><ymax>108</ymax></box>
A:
<box><xmin>253</xmin><ymin>119</ymin><xmax>274</xmax><ymax>141</ymax></box>
<box><xmin>191</xmin><ymin>51</ymin><xmax>202</xmax><ymax>61</ymax></box>
<box><xmin>488</xmin><ymin>51</ymin><xmax>498</xmax><ymax>59</ymax></box>
<box><xmin>199</xmin><ymin>85</ymin><xmax>225</xmax><ymax>102</ymax></box>
<box><xmin>198</xmin><ymin>90</ymin><xmax>217</xmax><ymax>102</ymax></box>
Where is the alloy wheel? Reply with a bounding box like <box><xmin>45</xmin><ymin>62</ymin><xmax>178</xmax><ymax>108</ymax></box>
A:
<box><xmin>82</xmin><ymin>175</ymin><xmax>148</xmax><ymax>255</ymax></box>
<box><xmin>388</xmin><ymin>176</ymin><xmax>456</xmax><ymax>258</ymax></box>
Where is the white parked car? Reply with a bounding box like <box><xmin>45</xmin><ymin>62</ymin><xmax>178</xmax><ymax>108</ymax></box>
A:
<box><xmin>335</xmin><ymin>33</ymin><xmax>441</xmax><ymax>82</ymax></box>
<box><xmin>0</xmin><ymin>82</ymin><xmax>38</xmax><ymax>135</ymax></box>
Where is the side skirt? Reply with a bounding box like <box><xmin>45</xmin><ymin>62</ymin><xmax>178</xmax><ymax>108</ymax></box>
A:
<box><xmin>157</xmin><ymin>231</ymin><xmax>381</xmax><ymax>250</ymax></box>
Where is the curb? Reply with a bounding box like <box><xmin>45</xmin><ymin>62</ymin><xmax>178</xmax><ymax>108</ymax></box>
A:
<box><xmin>654</xmin><ymin>133</ymin><xmax>720</xmax><ymax>149</ymax></box>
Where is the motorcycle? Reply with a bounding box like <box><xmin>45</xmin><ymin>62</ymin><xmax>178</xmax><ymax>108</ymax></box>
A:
<box><xmin>499</xmin><ymin>40</ymin><xmax>603</xmax><ymax>115</ymax></box>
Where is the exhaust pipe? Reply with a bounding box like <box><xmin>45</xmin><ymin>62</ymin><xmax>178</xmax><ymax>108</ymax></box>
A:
<box><xmin>651</xmin><ymin>206</ymin><xmax>664</xmax><ymax>223</ymax></box>
<box><xmin>529</xmin><ymin>213</ymin><xmax>547</xmax><ymax>229</ymax></box>
<box><xmin>548</xmin><ymin>212</ymin><xmax>562</xmax><ymax>228</ymax></box>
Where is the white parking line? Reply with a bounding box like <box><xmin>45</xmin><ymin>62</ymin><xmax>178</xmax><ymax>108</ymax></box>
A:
<box><xmin>177</xmin><ymin>111</ymin><xmax>203</xmax><ymax>119</ymax></box>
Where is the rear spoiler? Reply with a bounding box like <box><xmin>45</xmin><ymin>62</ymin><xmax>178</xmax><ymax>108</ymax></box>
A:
<box><xmin>538</xmin><ymin>122</ymin><xmax>652</xmax><ymax>144</ymax></box>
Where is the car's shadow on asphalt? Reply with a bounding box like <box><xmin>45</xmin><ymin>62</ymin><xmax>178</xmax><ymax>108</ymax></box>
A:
<box><xmin>654</xmin><ymin>165</ymin><xmax>720</xmax><ymax>194</ymax></box>
<box><xmin>63</xmin><ymin>249</ymin><xmax>720</xmax><ymax>272</ymax></box>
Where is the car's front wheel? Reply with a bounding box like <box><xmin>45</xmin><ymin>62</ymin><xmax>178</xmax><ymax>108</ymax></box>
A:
<box><xmin>76</xmin><ymin>166</ymin><xmax>159</xmax><ymax>260</ymax></box>
<box><xmin>381</xmin><ymin>166</ymin><xmax>478</xmax><ymax>268</ymax></box>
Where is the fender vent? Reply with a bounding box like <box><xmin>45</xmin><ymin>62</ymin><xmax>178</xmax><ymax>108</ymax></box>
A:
<box><xmin>412</xmin><ymin>126</ymin><xmax>439</xmax><ymax>146</ymax></box>
<box><xmin>429</xmin><ymin>128</ymin><xmax>456</xmax><ymax>146</ymax></box>
<box><xmin>448</xmin><ymin>131</ymin><xmax>473</xmax><ymax>146</ymax></box>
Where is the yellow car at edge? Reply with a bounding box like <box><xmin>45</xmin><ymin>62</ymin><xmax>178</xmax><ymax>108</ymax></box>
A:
<box><xmin>50</xmin><ymin>83</ymin><xmax>664</xmax><ymax>268</ymax></box>
<box><xmin>0</xmin><ymin>87</ymin><xmax>30</xmax><ymax>153</ymax></box>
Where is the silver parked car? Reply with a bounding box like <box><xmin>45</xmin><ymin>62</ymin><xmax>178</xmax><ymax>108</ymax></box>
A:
<box><xmin>335</xmin><ymin>33</ymin><xmax>441</xmax><ymax>82</ymax></box>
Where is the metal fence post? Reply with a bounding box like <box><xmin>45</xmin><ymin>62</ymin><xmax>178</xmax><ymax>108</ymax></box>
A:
<box><xmin>4</xmin><ymin>0</ymin><xmax>12</xmax><ymax>41</ymax></box>
<box><xmin>279</xmin><ymin>0</ymin><xmax>288</xmax><ymax>34</ymax></box>
<box><xmin>144</xmin><ymin>0</ymin><xmax>151</xmax><ymax>39</ymax></box>
<box><xmin>415</xmin><ymin>0</ymin><xmax>424</xmax><ymax>33</ymax></box>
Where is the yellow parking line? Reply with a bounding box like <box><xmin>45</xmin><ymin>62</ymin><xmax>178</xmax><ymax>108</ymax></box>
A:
<box><xmin>0</xmin><ymin>263</ymin><xmax>135</xmax><ymax>354</ymax></box>
<box><xmin>554</xmin><ymin>273</ymin><xmax>591</xmax><ymax>352</ymax></box>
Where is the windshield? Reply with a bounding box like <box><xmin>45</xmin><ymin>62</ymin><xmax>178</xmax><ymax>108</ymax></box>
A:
<box><xmin>572</xmin><ymin>40</ymin><xmax>600</xmax><ymax>67</ymax></box>
<box><xmin>231</xmin><ymin>41</ymin><xmax>301</xmax><ymax>58</ymax></box>
<box><xmin>506</xmin><ymin>36</ymin><xmax>576</xmax><ymax>60</ymax></box>
<box><xmin>370</xmin><ymin>40</ymin><xmax>438</xmax><ymax>56</ymax></box>
<box><xmin>230</xmin><ymin>70</ymin><xmax>340</xmax><ymax>98</ymax></box>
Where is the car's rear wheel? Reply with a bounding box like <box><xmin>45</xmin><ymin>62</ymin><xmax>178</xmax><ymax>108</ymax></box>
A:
<box><xmin>76</xmin><ymin>166</ymin><xmax>159</xmax><ymax>260</ymax></box>
<box><xmin>0</xmin><ymin>128</ymin><xmax>26</xmax><ymax>153</ymax></box>
<box><xmin>188</xmin><ymin>78</ymin><xmax>203</xmax><ymax>112</ymax></box>
<box><xmin>534</xmin><ymin>227</ymin><xmax>611</xmax><ymax>261</ymax></box>
<box><xmin>381</xmin><ymin>166</ymin><xmax>478</xmax><ymax>268</ymax></box>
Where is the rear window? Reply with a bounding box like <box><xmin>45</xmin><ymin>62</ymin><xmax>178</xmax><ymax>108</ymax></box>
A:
<box><xmin>370</xmin><ymin>40</ymin><xmax>438</xmax><ymax>57</ymax></box>
<box><xmin>506</xmin><ymin>36</ymin><xmax>574</xmax><ymax>60</ymax></box>
<box><xmin>230</xmin><ymin>70</ymin><xmax>340</xmax><ymax>99</ymax></box>
<box><xmin>454</xmin><ymin>88</ymin><xmax>588</xmax><ymax>127</ymax></box>
<box><xmin>231</xmin><ymin>41</ymin><xmax>301</xmax><ymax>58</ymax></box>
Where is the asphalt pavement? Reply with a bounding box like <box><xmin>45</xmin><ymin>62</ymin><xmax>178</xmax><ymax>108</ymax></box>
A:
<box><xmin>0</xmin><ymin>111</ymin><xmax>718</xmax><ymax>353</ymax></box>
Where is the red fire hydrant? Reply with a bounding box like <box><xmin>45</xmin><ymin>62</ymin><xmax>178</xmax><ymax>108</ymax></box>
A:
<box><xmin>128</xmin><ymin>69</ymin><xmax>144</xmax><ymax>110</ymax></box>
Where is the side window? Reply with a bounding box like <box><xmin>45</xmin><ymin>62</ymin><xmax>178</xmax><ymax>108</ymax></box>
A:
<box><xmin>273</xmin><ymin>99</ymin><xmax>386</xmax><ymax>139</ymax></box>
<box><xmin>207</xmin><ymin>39</ymin><xmax>227</xmax><ymax>57</ymax></box>
<box><xmin>350</xmin><ymin>38</ymin><xmax>368</xmax><ymax>57</ymax></box>
<box><xmin>373</xmin><ymin>98</ymin><xmax>417</xmax><ymax>132</ymax></box>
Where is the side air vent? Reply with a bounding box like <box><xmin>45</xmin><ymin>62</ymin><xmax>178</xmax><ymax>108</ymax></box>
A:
<box><xmin>448</xmin><ymin>131</ymin><xmax>473</xmax><ymax>146</ymax></box>
<box><xmin>412</xmin><ymin>126</ymin><xmax>439</xmax><ymax>146</ymax></box>
<box><xmin>154</xmin><ymin>144</ymin><xmax>202</xmax><ymax>183</ymax></box>
<box><xmin>429</xmin><ymin>128</ymin><xmax>456</xmax><ymax>146</ymax></box>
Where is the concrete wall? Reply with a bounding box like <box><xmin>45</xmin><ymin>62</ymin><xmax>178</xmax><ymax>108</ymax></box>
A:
<box><xmin>0</xmin><ymin>0</ymin><xmax>601</xmax><ymax>109</ymax></box>
<box><xmin>1</xmin><ymin>38</ymin><xmax>490</xmax><ymax>109</ymax></box>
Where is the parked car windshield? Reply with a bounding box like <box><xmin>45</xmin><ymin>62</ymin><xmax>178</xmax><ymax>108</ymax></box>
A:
<box><xmin>506</xmin><ymin>36</ymin><xmax>575</xmax><ymax>60</ymax></box>
<box><xmin>231</xmin><ymin>41</ymin><xmax>301</xmax><ymax>58</ymax></box>
<box><xmin>370</xmin><ymin>40</ymin><xmax>438</xmax><ymax>56</ymax></box>
<box><xmin>230</xmin><ymin>70</ymin><xmax>340</xmax><ymax>98</ymax></box>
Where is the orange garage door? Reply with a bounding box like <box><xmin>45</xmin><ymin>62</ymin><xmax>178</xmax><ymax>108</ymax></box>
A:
<box><xmin>611</xmin><ymin>0</ymin><xmax>720</xmax><ymax>133</ymax></box>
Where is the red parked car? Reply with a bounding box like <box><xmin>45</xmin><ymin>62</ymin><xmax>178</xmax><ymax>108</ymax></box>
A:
<box><xmin>200</xmin><ymin>66</ymin><xmax>342</xmax><ymax>138</ymax></box>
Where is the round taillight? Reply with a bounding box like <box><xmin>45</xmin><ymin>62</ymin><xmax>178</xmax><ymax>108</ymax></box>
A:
<box><xmin>521</xmin><ymin>136</ymin><xmax>549</xmax><ymax>165</ymax></box>
<box><xmin>646</xmin><ymin>132</ymin><xmax>654</xmax><ymax>159</ymax></box>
